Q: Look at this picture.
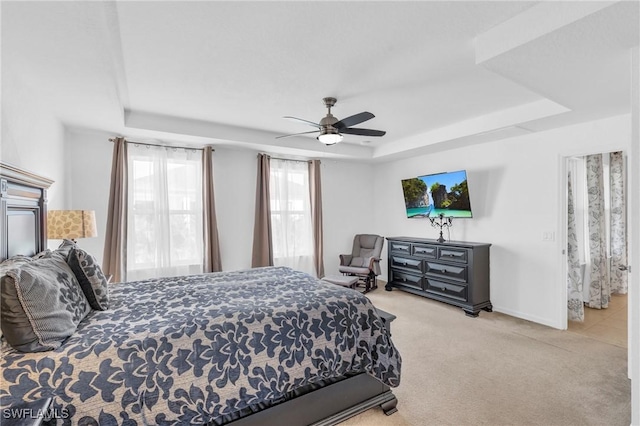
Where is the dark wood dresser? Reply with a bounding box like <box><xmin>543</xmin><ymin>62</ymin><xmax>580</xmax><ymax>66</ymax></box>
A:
<box><xmin>385</xmin><ymin>237</ymin><xmax>492</xmax><ymax>317</ymax></box>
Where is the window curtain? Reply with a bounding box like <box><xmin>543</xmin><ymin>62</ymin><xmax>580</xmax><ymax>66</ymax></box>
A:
<box><xmin>251</xmin><ymin>153</ymin><xmax>273</xmax><ymax>267</ymax></box>
<box><xmin>102</xmin><ymin>137</ymin><xmax>128</xmax><ymax>283</ymax></box>
<box><xmin>127</xmin><ymin>144</ymin><xmax>203</xmax><ymax>280</ymax></box>
<box><xmin>202</xmin><ymin>146</ymin><xmax>222</xmax><ymax>272</ymax></box>
<box><xmin>270</xmin><ymin>159</ymin><xmax>315</xmax><ymax>276</ymax></box>
<box><xmin>586</xmin><ymin>154</ymin><xmax>609</xmax><ymax>309</ymax></box>
<box><xmin>609</xmin><ymin>151</ymin><xmax>627</xmax><ymax>294</ymax></box>
<box><xmin>308</xmin><ymin>160</ymin><xmax>325</xmax><ymax>278</ymax></box>
<box><xmin>567</xmin><ymin>170</ymin><xmax>584</xmax><ymax>321</ymax></box>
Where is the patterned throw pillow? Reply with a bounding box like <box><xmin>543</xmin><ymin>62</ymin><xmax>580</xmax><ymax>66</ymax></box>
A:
<box><xmin>31</xmin><ymin>249</ymin><xmax>52</xmax><ymax>260</ymax></box>
<box><xmin>0</xmin><ymin>255</ymin><xmax>32</xmax><ymax>273</ymax></box>
<box><xmin>0</xmin><ymin>255</ymin><xmax>91</xmax><ymax>352</ymax></box>
<box><xmin>67</xmin><ymin>247</ymin><xmax>109</xmax><ymax>310</ymax></box>
<box><xmin>0</xmin><ymin>256</ymin><xmax>33</xmax><ymax>341</ymax></box>
<box><xmin>54</xmin><ymin>239</ymin><xmax>77</xmax><ymax>259</ymax></box>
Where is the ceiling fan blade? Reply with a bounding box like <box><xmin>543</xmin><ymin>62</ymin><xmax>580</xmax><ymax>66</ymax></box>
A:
<box><xmin>275</xmin><ymin>130</ymin><xmax>319</xmax><ymax>139</ymax></box>
<box><xmin>283</xmin><ymin>116</ymin><xmax>321</xmax><ymax>128</ymax></box>
<box><xmin>333</xmin><ymin>112</ymin><xmax>375</xmax><ymax>130</ymax></box>
<box><xmin>341</xmin><ymin>127</ymin><xmax>386</xmax><ymax>137</ymax></box>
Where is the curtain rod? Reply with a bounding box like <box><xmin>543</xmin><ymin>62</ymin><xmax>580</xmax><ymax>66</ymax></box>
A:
<box><xmin>109</xmin><ymin>137</ymin><xmax>213</xmax><ymax>152</ymax></box>
<box><xmin>260</xmin><ymin>153</ymin><xmax>312</xmax><ymax>163</ymax></box>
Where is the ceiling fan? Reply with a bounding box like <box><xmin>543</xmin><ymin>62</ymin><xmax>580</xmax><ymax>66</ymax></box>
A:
<box><xmin>276</xmin><ymin>97</ymin><xmax>386</xmax><ymax>145</ymax></box>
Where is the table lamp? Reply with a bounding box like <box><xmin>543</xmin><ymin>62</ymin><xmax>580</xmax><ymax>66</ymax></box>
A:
<box><xmin>47</xmin><ymin>210</ymin><xmax>97</xmax><ymax>243</ymax></box>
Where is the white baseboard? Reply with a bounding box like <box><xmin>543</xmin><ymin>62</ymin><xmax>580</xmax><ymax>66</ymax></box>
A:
<box><xmin>492</xmin><ymin>306</ymin><xmax>564</xmax><ymax>330</ymax></box>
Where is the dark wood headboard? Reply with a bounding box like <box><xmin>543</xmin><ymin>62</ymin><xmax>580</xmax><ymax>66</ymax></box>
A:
<box><xmin>0</xmin><ymin>162</ymin><xmax>53</xmax><ymax>261</ymax></box>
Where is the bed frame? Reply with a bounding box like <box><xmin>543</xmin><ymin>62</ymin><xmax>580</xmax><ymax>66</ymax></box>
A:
<box><xmin>0</xmin><ymin>162</ymin><xmax>53</xmax><ymax>261</ymax></box>
<box><xmin>0</xmin><ymin>162</ymin><xmax>398</xmax><ymax>425</ymax></box>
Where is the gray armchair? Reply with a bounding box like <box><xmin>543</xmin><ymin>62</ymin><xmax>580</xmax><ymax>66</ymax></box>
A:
<box><xmin>338</xmin><ymin>234</ymin><xmax>384</xmax><ymax>293</ymax></box>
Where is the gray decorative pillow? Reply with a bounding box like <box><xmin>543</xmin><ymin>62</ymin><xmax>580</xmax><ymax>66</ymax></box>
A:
<box><xmin>0</xmin><ymin>255</ymin><xmax>32</xmax><ymax>273</ymax></box>
<box><xmin>54</xmin><ymin>239</ymin><xmax>77</xmax><ymax>259</ymax></box>
<box><xmin>0</xmin><ymin>256</ymin><xmax>33</xmax><ymax>341</ymax></box>
<box><xmin>31</xmin><ymin>249</ymin><xmax>52</xmax><ymax>260</ymax></box>
<box><xmin>67</xmin><ymin>247</ymin><xmax>109</xmax><ymax>310</ymax></box>
<box><xmin>0</xmin><ymin>256</ymin><xmax>91</xmax><ymax>352</ymax></box>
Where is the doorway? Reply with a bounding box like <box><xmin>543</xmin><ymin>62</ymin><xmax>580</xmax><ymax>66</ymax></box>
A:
<box><xmin>564</xmin><ymin>150</ymin><xmax>629</xmax><ymax>347</ymax></box>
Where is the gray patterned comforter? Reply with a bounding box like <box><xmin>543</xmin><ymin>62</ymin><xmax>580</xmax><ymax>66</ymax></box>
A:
<box><xmin>0</xmin><ymin>266</ymin><xmax>401</xmax><ymax>425</ymax></box>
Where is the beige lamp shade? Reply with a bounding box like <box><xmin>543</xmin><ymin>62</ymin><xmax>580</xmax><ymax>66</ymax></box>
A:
<box><xmin>48</xmin><ymin>210</ymin><xmax>98</xmax><ymax>240</ymax></box>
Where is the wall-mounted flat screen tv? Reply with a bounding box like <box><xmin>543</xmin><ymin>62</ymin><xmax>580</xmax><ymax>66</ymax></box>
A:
<box><xmin>401</xmin><ymin>170</ymin><xmax>473</xmax><ymax>218</ymax></box>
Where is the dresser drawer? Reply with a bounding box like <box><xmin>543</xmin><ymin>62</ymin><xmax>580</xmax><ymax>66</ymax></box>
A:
<box><xmin>412</xmin><ymin>244</ymin><xmax>437</xmax><ymax>258</ymax></box>
<box><xmin>391</xmin><ymin>255</ymin><xmax>423</xmax><ymax>273</ymax></box>
<box><xmin>425</xmin><ymin>261</ymin><xmax>467</xmax><ymax>283</ymax></box>
<box><xmin>389</xmin><ymin>241</ymin><xmax>411</xmax><ymax>254</ymax></box>
<box><xmin>390</xmin><ymin>269</ymin><xmax>424</xmax><ymax>291</ymax></box>
<box><xmin>425</xmin><ymin>278</ymin><xmax>468</xmax><ymax>302</ymax></box>
<box><xmin>438</xmin><ymin>247</ymin><xmax>468</xmax><ymax>263</ymax></box>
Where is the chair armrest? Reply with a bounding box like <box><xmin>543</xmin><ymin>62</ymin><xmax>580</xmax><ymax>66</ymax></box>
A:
<box><xmin>367</xmin><ymin>257</ymin><xmax>381</xmax><ymax>267</ymax></box>
<box><xmin>339</xmin><ymin>254</ymin><xmax>353</xmax><ymax>266</ymax></box>
<box><xmin>368</xmin><ymin>257</ymin><xmax>382</xmax><ymax>275</ymax></box>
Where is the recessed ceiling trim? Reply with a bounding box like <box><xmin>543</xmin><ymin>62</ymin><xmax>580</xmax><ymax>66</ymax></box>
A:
<box><xmin>125</xmin><ymin>110</ymin><xmax>374</xmax><ymax>159</ymax></box>
<box><xmin>373</xmin><ymin>98</ymin><xmax>570</xmax><ymax>158</ymax></box>
<box><xmin>475</xmin><ymin>1</ymin><xmax>615</xmax><ymax>64</ymax></box>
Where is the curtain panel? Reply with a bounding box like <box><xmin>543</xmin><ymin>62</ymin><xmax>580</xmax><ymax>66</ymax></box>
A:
<box><xmin>251</xmin><ymin>153</ymin><xmax>273</xmax><ymax>267</ymax></box>
<box><xmin>567</xmin><ymin>170</ymin><xmax>584</xmax><ymax>321</ymax></box>
<box><xmin>586</xmin><ymin>154</ymin><xmax>609</xmax><ymax>309</ymax></box>
<box><xmin>102</xmin><ymin>137</ymin><xmax>128</xmax><ymax>283</ymax></box>
<box><xmin>609</xmin><ymin>151</ymin><xmax>627</xmax><ymax>294</ymax></box>
<box><xmin>309</xmin><ymin>160</ymin><xmax>325</xmax><ymax>278</ymax></box>
<box><xmin>203</xmin><ymin>146</ymin><xmax>222</xmax><ymax>272</ymax></box>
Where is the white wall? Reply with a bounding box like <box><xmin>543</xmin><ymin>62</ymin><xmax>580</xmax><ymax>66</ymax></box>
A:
<box><xmin>320</xmin><ymin>159</ymin><xmax>376</xmax><ymax>276</ymax></box>
<box><xmin>1</xmin><ymin>66</ymin><xmax>67</xmax><ymax>215</ymax></box>
<box><xmin>374</xmin><ymin>114</ymin><xmax>631</xmax><ymax>329</ymax></box>
<box><xmin>65</xmin><ymin>128</ymin><xmax>114</xmax><ymax>261</ymax></box>
<box><xmin>211</xmin><ymin>147</ymin><xmax>258</xmax><ymax>271</ymax></box>
<box><xmin>65</xmin><ymin>130</ymin><xmax>376</xmax><ymax>274</ymax></box>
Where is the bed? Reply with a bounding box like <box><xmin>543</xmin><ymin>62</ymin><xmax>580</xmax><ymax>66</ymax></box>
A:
<box><xmin>0</xmin><ymin>162</ymin><xmax>401</xmax><ymax>425</ymax></box>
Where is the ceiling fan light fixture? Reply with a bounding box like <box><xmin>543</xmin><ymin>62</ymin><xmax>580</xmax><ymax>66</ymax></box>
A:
<box><xmin>317</xmin><ymin>128</ymin><xmax>343</xmax><ymax>145</ymax></box>
<box><xmin>278</xmin><ymin>97</ymin><xmax>385</xmax><ymax>142</ymax></box>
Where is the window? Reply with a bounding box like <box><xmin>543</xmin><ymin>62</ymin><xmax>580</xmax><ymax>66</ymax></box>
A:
<box><xmin>269</xmin><ymin>159</ymin><xmax>315</xmax><ymax>276</ymax></box>
<box><xmin>127</xmin><ymin>144</ymin><xmax>203</xmax><ymax>280</ymax></box>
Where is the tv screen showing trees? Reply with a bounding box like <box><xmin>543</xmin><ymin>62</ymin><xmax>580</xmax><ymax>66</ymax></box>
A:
<box><xmin>401</xmin><ymin>170</ymin><xmax>472</xmax><ymax>218</ymax></box>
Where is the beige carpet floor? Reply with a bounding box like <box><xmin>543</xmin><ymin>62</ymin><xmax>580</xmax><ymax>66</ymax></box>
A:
<box><xmin>341</xmin><ymin>288</ymin><xmax>631</xmax><ymax>426</ymax></box>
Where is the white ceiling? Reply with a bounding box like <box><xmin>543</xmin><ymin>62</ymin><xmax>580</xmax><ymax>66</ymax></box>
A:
<box><xmin>3</xmin><ymin>1</ymin><xmax>638</xmax><ymax>161</ymax></box>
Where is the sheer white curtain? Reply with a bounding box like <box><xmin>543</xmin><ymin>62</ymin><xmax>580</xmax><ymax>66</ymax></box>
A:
<box><xmin>269</xmin><ymin>159</ymin><xmax>316</xmax><ymax>276</ymax></box>
<box><xmin>127</xmin><ymin>144</ymin><xmax>203</xmax><ymax>280</ymax></box>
